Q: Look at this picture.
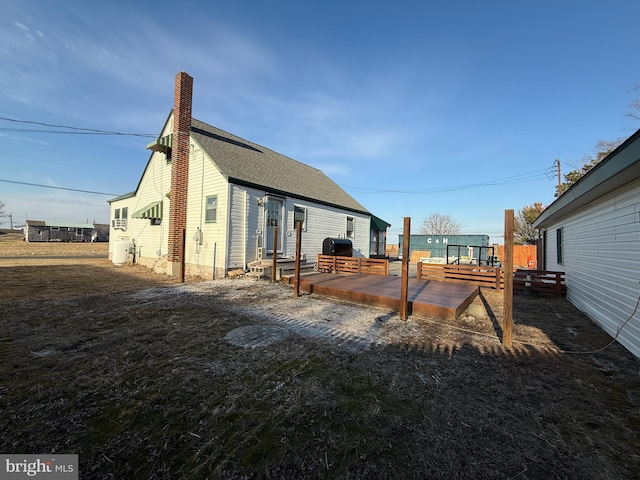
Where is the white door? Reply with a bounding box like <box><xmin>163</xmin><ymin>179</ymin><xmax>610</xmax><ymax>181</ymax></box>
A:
<box><xmin>265</xmin><ymin>197</ymin><xmax>283</xmax><ymax>255</ymax></box>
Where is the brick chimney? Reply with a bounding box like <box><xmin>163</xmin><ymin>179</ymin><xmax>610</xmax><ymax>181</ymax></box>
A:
<box><xmin>167</xmin><ymin>71</ymin><xmax>193</xmax><ymax>277</ymax></box>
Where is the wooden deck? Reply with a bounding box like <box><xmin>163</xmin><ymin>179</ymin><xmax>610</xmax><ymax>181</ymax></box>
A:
<box><xmin>282</xmin><ymin>272</ymin><xmax>479</xmax><ymax>320</ymax></box>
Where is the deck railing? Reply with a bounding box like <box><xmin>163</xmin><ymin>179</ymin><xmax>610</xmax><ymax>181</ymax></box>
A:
<box><xmin>317</xmin><ymin>255</ymin><xmax>388</xmax><ymax>276</ymax></box>
<box><xmin>417</xmin><ymin>263</ymin><xmax>502</xmax><ymax>289</ymax></box>
<box><xmin>513</xmin><ymin>269</ymin><xmax>566</xmax><ymax>297</ymax></box>
<box><xmin>417</xmin><ymin>263</ymin><xmax>566</xmax><ymax>297</ymax></box>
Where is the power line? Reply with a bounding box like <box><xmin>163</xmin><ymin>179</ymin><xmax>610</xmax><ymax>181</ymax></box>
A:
<box><xmin>343</xmin><ymin>166</ymin><xmax>557</xmax><ymax>194</ymax></box>
<box><xmin>0</xmin><ymin>117</ymin><xmax>156</xmax><ymax>138</ymax></box>
<box><xmin>0</xmin><ymin>178</ymin><xmax>118</xmax><ymax>196</ymax></box>
<box><xmin>0</xmin><ymin>128</ymin><xmax>154</xmax><ymax>137</ymax></box>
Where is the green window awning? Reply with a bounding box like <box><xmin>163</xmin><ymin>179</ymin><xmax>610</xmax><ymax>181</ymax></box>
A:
<box><xmin>145</xmin><ymin>134</ymin><xmax>173</xmax><ymax>153</ymax></box>
<box><xmin>371</xmin><ymin>214</ymin><xmax>391</xmax><ymax>231</ymax></box>
<box><xmin>132</xmin><ymin>201</ymin><xmax>163</xmax><ymax>219</ymax></box>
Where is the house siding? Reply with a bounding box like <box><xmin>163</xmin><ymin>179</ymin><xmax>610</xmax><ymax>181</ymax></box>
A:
<box><xmin>226</xmin><ymin>186</ymin><xmax>371</xmax><ymax>269</ymax></box>
<box><xmin>184</xmin><ymin>144</ymin><xmax>229</xmax><ymax>279</ymax></box>
<box><xmin>228</xmin><ymin>185</ymin><xmax>261</xmax><ymax>270</ymax></box>
<box><xmin>543</xmin><ymin>177</ymin><xmax>640</xmax><ymax>358</ymax></box>
<box><xmin>287</xmin><ymin>202</ymin><xmax>369</xmax><ymax>259</ymax></box>
<box><xmin>108</xmin><ymin>125</ymin><xmax>172</xmax><ymax>269</ymax></box>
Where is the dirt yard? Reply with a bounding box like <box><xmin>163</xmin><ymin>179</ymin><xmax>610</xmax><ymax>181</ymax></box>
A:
<box><xmin>1</xmin><ymin>231</ymin><xmax>639</xmax><ymax>479</ymax></box>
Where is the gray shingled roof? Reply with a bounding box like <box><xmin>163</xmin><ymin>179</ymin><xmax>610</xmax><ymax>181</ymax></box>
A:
<box><xmin>190</xmin><ymin>118</ymin><xmax>369</xmax><ymax>214</ymax></box>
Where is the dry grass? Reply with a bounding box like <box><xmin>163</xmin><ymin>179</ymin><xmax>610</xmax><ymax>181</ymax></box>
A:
<box><xmin>1</xmin><ymin>232</ymin><xmax>640</xmax><ymax>479</ymax></box>
<box><xmin>0</xmin><ymin>231</ymin><xmax>109</xmax><ymax>256</ymax></box>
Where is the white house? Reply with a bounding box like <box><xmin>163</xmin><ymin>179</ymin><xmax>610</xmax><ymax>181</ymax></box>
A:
<box><xmin>533</xmin><ymin>128</ymin><xmax>640</xmax><ymax>358</ymax></box>
<box><xmin>108</xmin><ymin>72</ymin><xmax>386</xmax><ymax>279</ymax></box>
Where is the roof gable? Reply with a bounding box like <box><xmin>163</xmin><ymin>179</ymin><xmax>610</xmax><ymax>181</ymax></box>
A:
<box><xmin>109</xmin><ymin>111</ymin><xmax>370</xmax><ymax>215</ymax></box>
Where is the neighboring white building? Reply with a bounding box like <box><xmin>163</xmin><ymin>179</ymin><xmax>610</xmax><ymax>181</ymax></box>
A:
<box><xmin>108</xmin><ymin>72</ymin><xmax>384</xmax><ymax>279</ymax></box>
<box><xmin>533</xmin><ymin>128</ymin><xmax>640</xmax><ymax>358</ymax></box>
<box><xmin>24</xmin><ymin>220</ymin><xmax>98</xmax><ymax>242</ymax></box>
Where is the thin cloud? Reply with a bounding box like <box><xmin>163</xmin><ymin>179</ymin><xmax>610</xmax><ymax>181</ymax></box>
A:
<box><xmin>0</xmin><ymin>132</ymin><xmax>49</xmax><ymax>146</ymax></box>
<box><xmin>0</xmin><ymin>4</ymin><xmax>276</xmax><ymax>132</ymax></box>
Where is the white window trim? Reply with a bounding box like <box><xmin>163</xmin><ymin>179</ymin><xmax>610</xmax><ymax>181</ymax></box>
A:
<box><xmin>205</xmin><ymin>195</ymin><xmax>218</xmax><ymax>223</ymax></box>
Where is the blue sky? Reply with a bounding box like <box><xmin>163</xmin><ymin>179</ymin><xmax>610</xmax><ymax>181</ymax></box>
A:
<box><xmin>1</xmin><ymin>0</ymin><xmax>639</xmax><ymax>244</ymax></box>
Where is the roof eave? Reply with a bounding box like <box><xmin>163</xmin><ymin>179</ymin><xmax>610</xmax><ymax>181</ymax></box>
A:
<box><xmin>107</xmin><ymin>192</ymin><xmax>136</xmax><ymax>204</ymax></box>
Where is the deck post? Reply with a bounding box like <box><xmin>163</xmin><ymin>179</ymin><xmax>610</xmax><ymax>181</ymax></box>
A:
<box><xmin>294</xmin><ymin>221</ymin><xmax>302</xmax><ymax>297</ymax></box>
<box><xmin>400</xmin><ymin>217</ymin><xmax>411</xmax><ymax>320</ymax></box>
<box><xmin>271</xmin><ymin>227</ymin><xmax>278</xmax><ymax>283</ymax></box>
<box><xmin>503</xmin><ymin>210</ymin><xmax>514</xmax><ymax>347</ymax></box>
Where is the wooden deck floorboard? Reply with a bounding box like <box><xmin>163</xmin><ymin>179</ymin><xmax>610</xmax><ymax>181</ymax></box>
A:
<box><xmin>283</xmin><ymin>272</ymin><xmax>478</xmax><ymax>320</ymax></box>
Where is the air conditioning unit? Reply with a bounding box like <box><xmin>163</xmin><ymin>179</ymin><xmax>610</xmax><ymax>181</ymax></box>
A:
<box><xmin>112</xmin><ymin>219</ymin><xmax>127</xmax><ymax>230</ymax></box>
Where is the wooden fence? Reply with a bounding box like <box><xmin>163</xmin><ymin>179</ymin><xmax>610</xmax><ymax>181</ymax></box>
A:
<box><xmin>513</xmin><ymin>269</ymin><xmax>566</xmax><ymax>297</ymax></box>
<box><xmin>417</xmin><ymin>263</ymin><xmax>502</xmax><ymax>289</ymax></box>
<box><xmin>313</xmin><ymin>257</ymin><xmax>565</xmax><ymax>297</ymax></box>
<box><xmin>317</xmin><ymin>255</ymin><xmax>388</xmax><ymax>276</ymax></box>
<box><xmin>417</xmin><ymin>263</ymin><xmax>566</xmax><ymax>297</ymax></box>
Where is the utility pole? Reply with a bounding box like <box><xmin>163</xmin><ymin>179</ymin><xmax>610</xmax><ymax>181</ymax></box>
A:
<box><xmin>555</xmin><ymin>159</ymin><xmax>561</xmax><ymax>195</ymax></box>
<box><xmin>9</xmin><ymin>213</ymin><xmax>13</xmax><ymax>230</ymax></box>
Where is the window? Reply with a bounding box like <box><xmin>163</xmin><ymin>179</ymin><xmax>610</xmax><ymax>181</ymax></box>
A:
<box><xmin>205</xmin><ymin>195</ymin><xmax>217</xmax><ymax>222</ymax></box>
<box><xmin>556</xmin><ymin>227</ymin><xmax>563</xmax><ymax>265</ymax></box>
<box><xmin>346</xmin><ymin>216</ymin><xmax>355</xmax><ymax>238</ymax></box>
<box><xmin>294</xmin><ymin>205</ymin><xmax>306</xmax><ymax>230</ymax></box>
<box><xmin>166</xmin><ymin>148</ymin><xmax>172</xmax><ymax>164</ymax></box>
<box><xmin>113</xmin><ymin>207</ymin><xmax>127</xmax><ymax>230</ymax></box>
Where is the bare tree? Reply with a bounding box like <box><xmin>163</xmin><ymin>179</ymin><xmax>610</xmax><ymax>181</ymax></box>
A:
<box><xmin>627</xmin><ymin>82</ymin><xmax>640</xmax><ymax>120</ymax></box>
<box><xmin>554</xmin><ymin>82</ymin><xmax>638</xmax><ymax>196</ymax></box>
<box><xmin>420</xmin><ymin>212</ymin><xmax>461</xmax><ymax>235</ymax></box>
<box><xmin>555</xmin><ymin>138</ymin><xmax>624</xmax><ymax>196</ymax></box>
<box><xmin>515</xmin><ymin>202</ymin><xmax>544</xmax><ymax>245</ymax></box>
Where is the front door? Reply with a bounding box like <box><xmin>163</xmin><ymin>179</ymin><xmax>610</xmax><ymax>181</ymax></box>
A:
<box><xmin>265</xmin><ymin>197</ymin><xmax>283</xmax><ymax>255</ymax></box>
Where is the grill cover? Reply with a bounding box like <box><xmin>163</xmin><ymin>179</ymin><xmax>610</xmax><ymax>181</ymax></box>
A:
<box><xmin>322</xmin><ymin>238</ymin><xmax>352</xmax><ymax>257</ymax></box>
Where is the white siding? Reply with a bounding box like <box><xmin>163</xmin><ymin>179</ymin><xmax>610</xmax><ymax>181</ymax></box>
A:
<box><xmin>108</xmin><ymin>119</ymin><xmax>172</xmax><ymax>263</ymax></box>
<box><xmin>226</xmin><ymin>187</ymin><xmax>371</xmax><ymax>268</ymax></box>
<box><xmin>543</xmin><ymin>177</ymin><xmax>640</xmax><ymax>358</ymax></box>
<box><xmin>283</xmin><ymin>200</ymin><xmax>370</xmax><ymax>260</ymax></box>
<box><xmin>184</xmin><ymin>143</ymin><xmax>229</xmax><ymax>278</ymax></box>
<box><xmin>108</xmin><ymin>117</ymin><xmax>232</xmax><ymax>279</ymax></box>
<box><xmin>228</xmin><ymin>185</ymin><xmax>262</xmax><ymax>269</ymax></box>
